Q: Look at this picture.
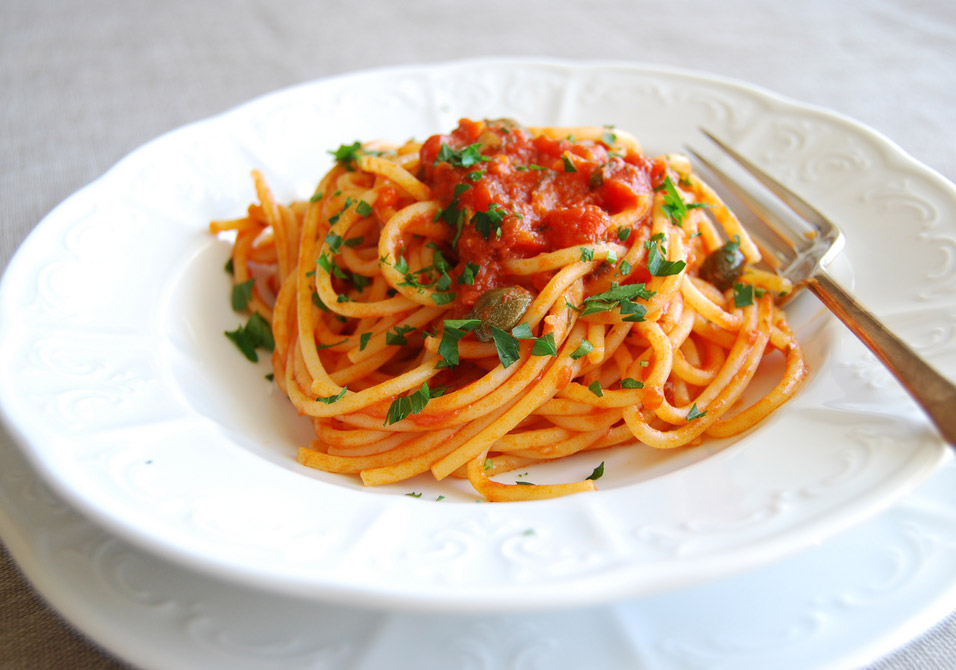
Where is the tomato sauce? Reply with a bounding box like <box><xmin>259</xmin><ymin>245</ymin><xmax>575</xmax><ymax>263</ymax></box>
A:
<box><xmin>419</xmin><ymin>119</ymin><xmax>660</xmax><ymax>306</ymax></box>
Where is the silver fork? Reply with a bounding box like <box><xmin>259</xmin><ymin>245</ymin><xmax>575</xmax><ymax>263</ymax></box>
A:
<box><xmin>688</xmin><ymin>130</ymin><xmax>956</xmax><ymax>447</ymax></box>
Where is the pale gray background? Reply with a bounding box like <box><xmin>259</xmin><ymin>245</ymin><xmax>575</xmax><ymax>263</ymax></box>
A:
<box><xmin>2</xmin><ymin>0</ymin><xmax>955</xmax><ymax>667</ymax></box>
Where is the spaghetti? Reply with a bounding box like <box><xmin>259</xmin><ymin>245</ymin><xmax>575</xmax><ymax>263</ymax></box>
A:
<box><xmin>211</xmin><ymin>118</ymin><xmax>807</xmax><ymax>502</ymax></box>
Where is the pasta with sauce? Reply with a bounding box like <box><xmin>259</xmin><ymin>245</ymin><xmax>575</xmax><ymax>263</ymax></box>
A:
<box><xmin>211</xmin><ymin>118</ymin><xmax>807</xmax><ymax>502</ymax></box>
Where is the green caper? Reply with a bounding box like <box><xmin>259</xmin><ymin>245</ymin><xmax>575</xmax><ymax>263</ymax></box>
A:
<box><xmin>699</xmin><ymin>238</ymin><xmax>746</xmax><ymax>291</ymax></box>
<box><xmin>469</xmin><ymin>286</ymin><xmax>534</xmax><ymax>342</ymax></box>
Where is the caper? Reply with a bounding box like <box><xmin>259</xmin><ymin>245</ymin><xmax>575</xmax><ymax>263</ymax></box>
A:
<box><xmin>469</xmin><ymin>286</ymin><xmax>534</xmax><ymax>342</ymax></box>
<box><xmin>699</xmin><ymin>238</ymin><xmax>746</xmax><ymax>291</ymax></box>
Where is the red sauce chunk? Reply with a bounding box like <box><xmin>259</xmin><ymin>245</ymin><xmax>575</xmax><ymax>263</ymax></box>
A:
<box><xmin>419</xmin><ymin>119</ymin><xmax>657</xmax><ymax>306</ymax></box>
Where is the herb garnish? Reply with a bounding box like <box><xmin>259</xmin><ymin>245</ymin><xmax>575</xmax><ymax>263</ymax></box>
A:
<box><xmin>434</xmin><ymin>142</ymin><xmax>490</xmax><ymax>168</ymax></box>
<box><xmin>316</xmin><ymin>386</ymin><xmax>347</xmax><ymax>405</ymax></box>
<box><xmin>385</xmin><ymin>382</ymin><xmax>433</xmax><ymax>425</ymax></box>
<box><xmin>586</xmin><ymin>461</ymin><xmax>605</xmax><ymax>480</ymax></box>
<box><xmin>645</xmin><ymin>239</ymin><xmax>686</xmax><ymax>277</ymax></box>
<box><xmin>472</xmin><ymin>203</ymin><xmax>509</xmax><ymax>241</ymax></box>
<box><xmin>224</xmin><ymin>312</ymin><xmax>274</xmax><ymax>362</ymax></box>
<box><xmin>570</xmin><ymin>340</ymin><xmax>594</xmax><ymax>360</ymax></box>
<box><xmin>329</xmin><ymin>142</ymin><xmax>362</xmax><ymax>170</ymax></box>
<box><xmin>686</xmin><ymin>403</ymin><xmax>707</xmax><ymax>421</ymax></box>
<box><xmin>733</xmin><ymin>283</ymin><xmax>754</xmax><ymax>308</ymax></box>
<box><xmin>655</xmin><ymin>176</ymin><xmax>710</xmax><ymax>227</ymax></box>
<box><xmin>231</xmin><ymin>278</ymin><xmax>255</xmax><ymax>311</ymax></box>
<box><xmin>531</xmin><ymin>332</ymin><xmax>558</xmax><ymax>357</ymax></box>
<box><xmin>436</xmin><ymin>318</ymin><xmax>481</xmax><ymax>368</ymax></box>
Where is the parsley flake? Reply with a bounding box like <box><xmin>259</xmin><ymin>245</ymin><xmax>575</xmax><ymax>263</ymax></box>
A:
<box><xmin>733</xmin><ymin>283</ymin><xmax>755</xmax><ymax>308</ymax></box>
<box><xmin>655</xmin><ymin>176</ymin><xmax>710</xmax><ymax>227</ymax></box>
<box><xmin>386</xmin><ymin>325</ymin><xmax>415</xmax><ymax>346</ymax></box>
<box><xmin>385</xmin><ymin>382</ymin><xmax>433</xmax><ymax>425</ymax></box>
<box><xmin>586</xmin><ymin>461</ymin><xmax>605</xmax><ymax>481</ymax></box>
<box><xmin>646</xmin><ymin>241</ymin><xmax>686</xmax><ymax>277</ymax></box>
<box><xmin>458</xmin><ymin>262</ymin><xmax>480</xmax><ymax>285</ymax></box>
<box><xmin>570</xmin><ymin>340</ymin><xmax>594</xmax><ymax>360</ymax></box>
<box><xmin>472</xmin><ymin>203</ymin><xmax>508</xmax><ymax>241</ymax></box>
<box><xmin>224</xmin><ymin>312</ymin><xmax>274</xmax><ymax>362</ymax></box>
<box><xmin>490</xmin><ymin>326</ymin><xmax>521</xmax><ymax>368</ymax></box>
<box><xmin>531</xmin><ymin>333</ymin><xmax>558</xmax><ymax>357</ymax></box>
<box><xmin>436</xmin><ymin>319</ymin><xmax>481</xmax><ymax>369</ymax></box>
<box><xmin>316</xmin><ymin>386</ymin><xmax>347</xmax><ymax>404</ymax></box>
<box><xmin>686</xmin><ymin>403</ymin><xmax>708</xmax><ymax>421</ymax></box>
<box><xmin>329</xmin><ymin>142</ymin><xmax>362</xmax><ymax>170</ymax></box>
<box><xmin>435</xmin><ymin>142</ymin><xmax>490</xmax><ymax>168</ymax></box>
<box><xmin>231</xmin><ymin>278</ymin><xmax>255</xmax><ymax>311</ymax></box>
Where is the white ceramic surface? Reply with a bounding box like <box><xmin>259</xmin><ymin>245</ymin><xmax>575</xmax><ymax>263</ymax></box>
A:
<box><xmin>0</xmin><ymin>60</ymin><xmax>953</xmax><ymax>611</ymax></box>
<box><xmin>3</xmin><ymin>419</ymin><xmax>956</xmax><ymax>670</ymax></box>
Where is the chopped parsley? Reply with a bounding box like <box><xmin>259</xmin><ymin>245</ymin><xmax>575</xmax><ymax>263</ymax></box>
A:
<box><xmin>531</xmin><ymin>333</ymin><xmax>558</xmax><ymax>357</ymax></box>
<box><xmin>587</xmin><ymin>381</ymin><xmax>603</xmax><ymax>397</ymax></box>
<box><xmin>384</xmin><ymin>382</ymin><xmax>434</xmax><ymax>425</ymax></box>
<box><xmin>655</xmin><ymin>176</ymin><xmax>710</xmax><ymax>227</ymax></box>
<box><xmin>686</xmin><ymin>403</ymin><xmax>707</xmax><ymax>421</ymax></box>
<box><xmin>359</xmin><ymin>332</ymin><xmax>372</xmax><ymax>351</ymax></box>
<box><xmin>472</xmin><ymin>203</ymin><xmax>508</xmax><ymax>241</ymax></box>
<box><xmin>490</xmin><ymin>326</ymin><xmax>521</xmax><ymax>368</ymax></box>
<box><xmin>328</xmin><ymin>197</ymin><xmax>353</xmax><ymax>225</ymax></box>
<box><xmin>386</xmin><ymin>324</ymin><xmax>415</xmax><ymax>346</ymax></box>
<box><xmin>316</xmin><ymin>338</ymin><xmax>348</xmax><ymax>350</ymax></box>
<box><xmin>579</xmin><ymin>247</ymin><xmax>595</xmax><ymax>261</ymax></box>
<box><xmin>458</xmin><ymin>262</ymin><xmax>481</xmax><ymax>285</ymax></box>
<box><xmin>580</xmin><ymin>282</ymin><xmax>655</xmax><ymax>321</ymax></box>
<box><xmin>324</xmin><ymin>232</ymin><xmax>344</xmax><ymax>254</ymax></box>
<box><xmin>561</xmin><ymin>154</ymin><xmax>578</xmax><ymax>172</ymax></box>
<box><xmin>586</xmin><ymin>461</ymin><xmax>605</xmax><ymax>481</ymax></box>
<box><xmin>436</xmin><ymin>319</ymin><xmax>481</xmax><ymax>369</ymax></box>
<box><xmin>733</xmin><ymin>282</ymin><xmax>754</xmax><ymax>308</ymax></box>
<box><xmin>430</xmin><ymin>291</ymin><xmax>456</xmax><ymax>305</ymax></box>
<box><xmin>329</xmin><ymin>142</ymin><xmax>362</xmax><ymax>170</ymax></box>
<box><xmin>434</xmin><ymin>142</ymin><xmax>490</xmax><ymax>168</ymax></box>
<box><xmin>646</xmin><ymin>240</ymin><xmax>686</xmax><ymax>277</ymax></box>
<box><xmin>231</xmin><ymin>278</ymin><xmax>255</xmax><ymax>311</ymax></box>
<box><xmin>620</xmin><ymin>377</ymin><xmax>644</xmax><ymax>389</ymax></box>
<box><xmin>355</xmin><ymin>200</ymin><xmax>374</xmax><ymax>218</ymax></box>
<box><xmin>511</xmin><ymin>322</ymin><xmax>534</xmax><ymax>339</ymax></box>
<box><xmin>224</xmin><ymin>312</ymin><xmax>274</xmax><ymax>363</ymax></box>
<box><xmin>316</xmin><ymin>386</ymin><xmax>347</xmax><ymax>404</ymax></box>
<box><xmin>570</xmin><ymin>339</ymin><xmax>594</xmax><ymax>360</ymax></box>
<box><xmin>439</xmin><ymin>183</ymin><xmax>472</xmax><ymax>246</ymax></box>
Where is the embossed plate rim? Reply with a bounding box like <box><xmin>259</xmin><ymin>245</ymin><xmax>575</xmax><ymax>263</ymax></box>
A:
<box><xmin>0</xmin><ymin>58</ymin><xmax>952</xmax><ymax>611</ymax></box>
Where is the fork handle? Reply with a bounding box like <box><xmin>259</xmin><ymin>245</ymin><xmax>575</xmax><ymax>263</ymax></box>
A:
<box><xmin>809</xmin><ymin>268</ymin><xmax>956</xmax><ymax>446</ymax></box>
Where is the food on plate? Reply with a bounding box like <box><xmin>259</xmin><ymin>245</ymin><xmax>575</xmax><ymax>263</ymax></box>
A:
<box><xmin>211</xmin><ymin>118</ymin><xmax>807</xmax><ymax>501</ymax></box>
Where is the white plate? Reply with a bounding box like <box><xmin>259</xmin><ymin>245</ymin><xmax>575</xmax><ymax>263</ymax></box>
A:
<box><xmin>3</xmin><ymin>420</ymin><xmax>956</xmax><ymax>669</ymax></box>
<box><xmin>0</xmin><ymin>59</ymin><xmax>953</xmax><ymax>611</ymax></box>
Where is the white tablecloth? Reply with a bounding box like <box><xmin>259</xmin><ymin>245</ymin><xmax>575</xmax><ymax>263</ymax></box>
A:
<box><xmin>2</xmin><ymin>1</ymin><xmax>955</xmax><ymax>667</ymax></box>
